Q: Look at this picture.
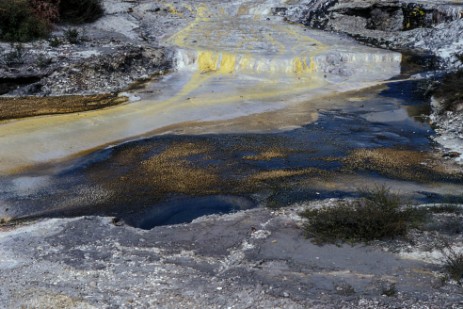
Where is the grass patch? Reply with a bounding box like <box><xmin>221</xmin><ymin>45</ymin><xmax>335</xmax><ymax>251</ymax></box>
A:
<box><xmin>444</xmin><ymin>251</ymin><xmax>463</xmax><ymax>284</ymax></box>
<box><xmin>250</xmin><ymin>169</ymin><xmax>315</xmax><ymax>181</ymax></box>
<box><xmin>426</xmin><ymin>204</ymin><xmax>463</xmax><ymax>214</ymax></box>
<box><xmin>64</xmin><ymin>28</ymin><xmax>80</xmax><ymax>44</ymax></box>
<box><xmin>243</xmin><ymin>148</ymin><xmax>288</xmax><ymax>161</ymax></box>
<box><xmin>437</xmin><ymin>241</ymin><xmax>463</xmax><ymax>284</ymax></box>
<box><xmin>342</xmin><ymin>148</ymin><xmax>462</xmax><ymax>182</ymax></box>
<box><xmin>139</xmin><ymin>142</ymin><xmax>220</xmax><ymax>195</ymax></box>
<box><xmin>380</xmin><ymin>282</ymin><xmax>398</xmax><ymax>297</ymax></box>
<box><xmin>0</xmin><ymin>216</ymin><xmax>12</xmax><ymax>225</ymax></box>
<box><xmin>301</xmin><ymin>186</ymin><xmax>425</xmax><ymax>244</ymax></box>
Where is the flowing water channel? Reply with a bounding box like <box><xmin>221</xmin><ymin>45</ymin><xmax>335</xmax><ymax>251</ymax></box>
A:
<box><xmin>0</xmin><ymin>1</ymin><xmax>462</xmax><ymax>228</ymax></box>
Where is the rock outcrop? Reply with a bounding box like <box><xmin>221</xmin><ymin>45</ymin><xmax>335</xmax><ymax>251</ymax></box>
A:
<box><xmin>285</xmin><ymin>0</ymin><xmax>463</xmax><ymax>69</ymax></box>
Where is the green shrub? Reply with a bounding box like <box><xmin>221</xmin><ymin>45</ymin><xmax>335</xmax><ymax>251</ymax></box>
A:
<box><xmin>437</xmin><ymin>240</ymin><xmax>463</xmax><ymax>284</ymax></box>
<box><xmin>35</xmin><ymin>54</ymin><xmax>53</xmax><ymax>68</ymax></box>
<box><xmin>64</xmin><ymin>28</ymin><xmax>80</xmax><ymax>44</ymax></box>
<box><xmin>380</xmin><ymin>282</ymin><xmax>398</xmax><ymax>297</ymax></box>
<box><xmin>59</xmin><ymin>0</ymin><xmax>103</xmax><ymax>24</ymax></box>
<box><xmin>301</xmin><ymin>186</ymin><xmax>424</xmax><ymax>244</ymax></box>
<box><xmin>0</xmin><ymin>0</ymin><xmax>49</xmax><ymax>42</ymax></box>
<box><xmin>30</xmin><ymin>0</ymin><xmax>60</xmax><ymax>25</ymax></box>
<box><xmin>0</xmin><ymin>0</ymin><xmax>103</xmax><ymax>42</ymax></box>
<box><xmin>444</xmin><ymin>251</ymin><xmax>463</xmax><ymax>283</ymax></box>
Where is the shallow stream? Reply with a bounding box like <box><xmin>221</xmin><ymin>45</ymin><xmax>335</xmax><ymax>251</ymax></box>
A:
<box><xmin>0</xmin><ymin>1</ymin><xmax>462</xmax><ymax>228</ymax></box>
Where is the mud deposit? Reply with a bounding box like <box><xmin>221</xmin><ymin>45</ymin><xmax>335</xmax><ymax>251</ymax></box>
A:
<box><xmin>0</xmin><ymin>95</ymin><xmax>127</xmax><ymax>121</ymax></box>
<box><xmin>1</xmin><ymin>80</ymin><xmax>462</xmax><ymax>227</ymax></box>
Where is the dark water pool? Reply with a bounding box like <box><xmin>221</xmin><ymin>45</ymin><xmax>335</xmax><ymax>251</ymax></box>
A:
<box><xmin>1</xmin><ymin>80</ymin><xmax>462</xmax><ymax>228</ymax></box>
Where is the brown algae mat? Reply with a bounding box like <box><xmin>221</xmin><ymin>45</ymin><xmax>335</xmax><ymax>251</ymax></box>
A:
<box><xmin>0</xmin><ymin>94</ymin><xmax>128</xmax><ymax>121</ymax></box>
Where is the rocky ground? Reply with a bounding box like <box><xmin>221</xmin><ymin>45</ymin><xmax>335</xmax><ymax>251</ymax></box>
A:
<box><xmin>431</xmin><ymin>96</ymin><xmax>463</xmax><ymax>165</ymax></box>
<box><xmin>286</xmin><ymin>0</ymin><xmax>463</xmax><ymax>69</ymax></box>
<box><xmin>0</xmin><ymin>0</ymin><xmax>183</xmax><ymax>97</ymax></box>
<box><xmin>1</xmin><ymin>201</ymin><xmax>463</xmax><ymax>308</ymax></box>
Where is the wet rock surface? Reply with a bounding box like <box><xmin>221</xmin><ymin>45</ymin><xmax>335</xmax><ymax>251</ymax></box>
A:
<box><xmin>286</xmin><ymin>0</ymin><xmax>463</xmax><ymax>70</ymax></box>
<box><xmin>430</xmin><ymin>97</ymin><xmax>463</xmax><ymax>164</ymax></box>
<box><xmin>284</xmin><ymin>0</ymin><xmax>463</xmax><ymax>165</ymax></box>
<box><xmin>1</xmin><ymin>203</ymin><xmax>462</xmax><ymax>308</ymax></box>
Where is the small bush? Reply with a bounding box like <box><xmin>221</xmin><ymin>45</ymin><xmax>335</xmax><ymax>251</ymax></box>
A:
<box><xmin>455</xmin><ymin>53</ymin><xmax>463</xmax><ymax>64</ymax></box>
<box><xmin>301</xmin><ymin>186</ymin><xmax>423</xmax><ymax>244</ymax></box>
<box><xmin>0</xmin><ymin>0</ymin><xmax>50</xmax><ymax>42</ymax></box>
<box><xmin>35</xmin><ymin>54</ymin><xmax>53</xmax><ymax>68</ymax></box>
<box><xmin>380</xmin><ymin>282</ymin><xmax>397</xmax><ymax>297</ymax></box>
<box><xmin>59</xmin><ymin>0</ymin><xmax>104</xmax><ymax>24</ymax></box>
<box><xmin>48</xmin><ymin>36</ymin><xmax>62</xmax><ymax>47</ymax></box>
<box><xmin>64</xmin><ymin>28</ymin><xmax>80</xmax><ymax>44</ymax></box>
<box><xmin>445</xmin><ymin>251</ymin><xmax>463</xmax><ymax>283</ymax></box>
<box><xmin>30</xmin><ymin>0</ymin><xmax>60</xmax><ymax>25</ymax></box>
<box><xmin>4</xmin><ymin>43</ymin><xmax>25</xmax><ymax>65</ymax></box>
<box><xmin>438</xmin><ymin>241</ymin><xmax>463</xmax><ymax>284</ymax></box>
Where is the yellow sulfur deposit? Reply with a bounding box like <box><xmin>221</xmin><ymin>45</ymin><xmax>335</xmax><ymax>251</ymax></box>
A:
<box><xmin>293</xmin><ymin>57</ymin><xmax>317</xmax><ymax>75</ymax></box>
<box><xmin>198</xmin><ymin>51</ymin><xmax>219</xmax><ymax>72</ymax></box>
<box><xmin>219</xmin><ymin>53</ymin><xmax>237</xmax><ymax>74</ymax></box>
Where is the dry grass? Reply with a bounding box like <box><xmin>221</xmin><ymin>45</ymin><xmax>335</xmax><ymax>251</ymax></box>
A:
<box><xmin>240</xmin><ymin>167</ymin><xmax>329</xmax><ymax>196</ymax></box>
<box><xmin>140</xmin><ymin>142</ymin><xmax>220</xmax><ymax>195</ymax></box>
<box><xmin>0</xmin><ymin>216</ymin><xmax>12</xmax><ymax>225</ymax></box>
<box><xmin>250</xmin><ymin>168</ymin><xmax>323</xmax><ymax>181</ymax></box>
<box><xmin>243</xmin><ymin>148</ymin><xmax>288</xmax><ymax>161</ymax></box>
<box><xmin>86</xmin><ymin>142</ymin><xmax>222</xmax><ymax>206</ymax></box>
<box><xmin>343</xmin><ymin>148</ymin><xmax>446</xmax><ymax>181</ymax></box>
<box><xmin>0</xmin><ymin>94</ymin><xmax>127</xmax><ymax>121</ymax></box>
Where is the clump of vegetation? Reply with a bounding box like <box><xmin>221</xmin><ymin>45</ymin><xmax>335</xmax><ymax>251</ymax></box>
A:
<box><xmin>403</xmin><ymin>4</ymin><xmax>428</xmax><ymax>30</ymax></box>
<box><xmin>0</xmin><ymin>216</ymin><xmax>12</xmax><ymax>225</ymax></box>
<box><xmin>433</xmin><ymin>70</ymin><xmax>463</xmax><ymax>114</ymax></box>
<box><xmin>30</xmin><ymin>0</ymin><xmax>60</xmax><ymax>25</ymax></box>
<box><xmin>444</xmin><ymin>250</ymin><xmax>463</xmax><ymax>284</ymax></box>
<box><xmin>35</xmin><ymin>54</ymin><xmax>53</xmax><ymax>68</ymax></box>
<box><xmin>64</xmin><ymin>28</ymin><xmax>80</xmax><ymax>44</ymax></box>
<box><xmin>3</xmin><ymin>43</ymin><xmax>25</xmax><ymax>64</ymax></box>
<box><xmin>380</xmin><ymin>282</ymin><xmax>398</xmax><ymax>297</ymax></box>
<box><xmin>426</xmin><ymin>204</ymin><xmax>463</xmax><ymax>214</ymax></box>
<box><xmin>48</xmin><ymin>36</ymin><xmax>62</xmax><ymax>47</ymax></box>
<box><xmin>0</xmin><ymin>0</ymin><xmax>103</xmax><ymax>42</ymax></box>
<box><xmin>342</xmin><ymin>148</ymin><xmax>463</xmax><ymax>183</ymax></box>
<box><xmin>436</xmin><ymin>240</ymin><xmax>463</xmax><ymax>284</ymax></box>
<box><xmin>0</xmin><ymin>0</ymin><xmax>50</xmax><ymax>42</ymax></box>
<box><xmin>301</xmin><ymin>186</ymin><xmax>425</xmax><ymax>244</ymax></box>
<box><xmin>59</xmin><ymin>0</ymin><xmax>104</xmax><ymax>24</ymax></box>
